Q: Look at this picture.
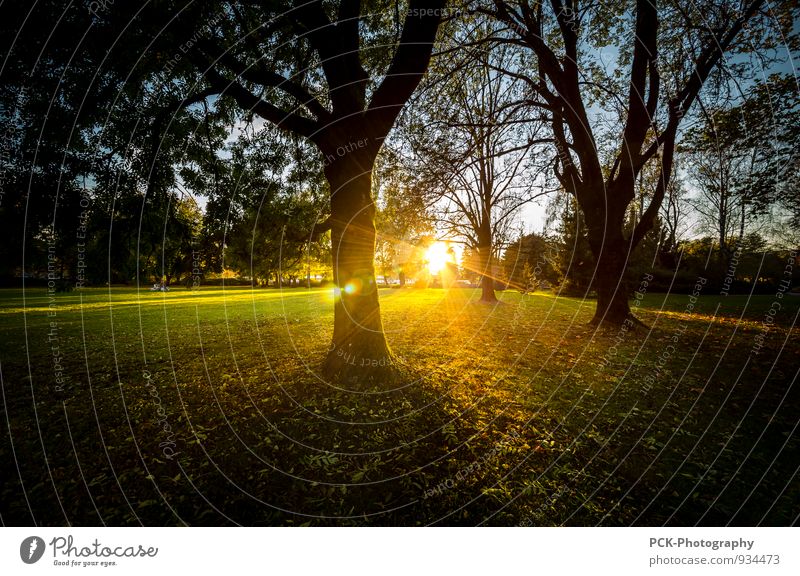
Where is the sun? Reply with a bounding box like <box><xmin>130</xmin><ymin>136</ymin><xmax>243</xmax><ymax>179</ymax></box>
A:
<box><xmin>425</xmin><ymin>242</ymin><xmax>455</xmax><ymax>275</ymax></box>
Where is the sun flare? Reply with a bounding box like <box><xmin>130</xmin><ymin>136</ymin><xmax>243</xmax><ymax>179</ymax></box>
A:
<box><xmin>425</xmin><ymin>242</ymin><xmax>455</xmax><ymax>275</ymax></box>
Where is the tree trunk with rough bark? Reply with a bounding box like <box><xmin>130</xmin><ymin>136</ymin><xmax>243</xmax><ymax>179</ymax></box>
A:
<box><xmin>480</xmin><ymin>270</ymin><xmax>497</xmax><ymax>302</ymax></box>
<box><xmin>479</xmin><ymin>248</ymin><xmax>497</xmax><ymax>302</ymax></box>
<box><xmin>477</xmin><ymin>220</ymin><xmax>497</xmax><ymax>302</ymax></box>
<box><xmin>579</xmin><ymin>184</ymin><xmax>634</xmax><ymax>326</ymax></box>
<box><xmin>321</xmin><ymin>153</ymin><xmax>394</xmax><ymax>387</ymax></box>
<box><xmin>589</xmin><ymin>234</ymin><xmax>633</xmax><ymax>325</ymax></box>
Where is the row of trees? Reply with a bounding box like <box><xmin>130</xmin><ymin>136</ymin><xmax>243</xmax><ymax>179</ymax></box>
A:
<box><xmin>2</xmin><ymin>0</ymin><xmax>798</xmax><ymax>385</ymax></box>
<box><xmin>501</xmin><ymin>226</ymin><xmax>798</xmax><ymax>300</ymax></box>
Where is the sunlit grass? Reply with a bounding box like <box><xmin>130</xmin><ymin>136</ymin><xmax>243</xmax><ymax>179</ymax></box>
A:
<box><xmin>0</xmin><ymin>286</ymin><xmax>797</xmax><ymax>525</ymax></box>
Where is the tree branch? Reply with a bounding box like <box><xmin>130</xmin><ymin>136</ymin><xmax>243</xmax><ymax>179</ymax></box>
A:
<box><xmin>196</xmin><ymin>37</ymin><xmax>330</xmax><ymax>120</ymax></box>
<box><xmin>367</xmin><ymin>0</ymin><xmax>446</xmax><ymax>138</ymax></box>
<box><xmin>202</xmin><ymin>67</ymin><xmax>319</xmax><ymax>138</ymax></box>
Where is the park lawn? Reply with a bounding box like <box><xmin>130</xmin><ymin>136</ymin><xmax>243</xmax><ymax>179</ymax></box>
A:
<box><xmin>0</xmin><ymin>286</ymin><xmax>797</xmax><ymax>526</ymax></box>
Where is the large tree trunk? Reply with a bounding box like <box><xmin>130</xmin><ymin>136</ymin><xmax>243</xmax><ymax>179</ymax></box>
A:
<box><xmin>591</xmin><ymin>235</ymin><xmax>633</xmax><ymax>325</ymax></box>
<box><xmin>477</xmin><ymin>226</ymin><xmax>497</xmax><ymax>302</ymax></box>
<box><xmin>480</xmin><ymin>264</ymin><xmax>497</xmax><ymax>302</ymax></box>
<box><xmin>322</xmin><ymin>155</ymin><xmax>394</xmax><ymax>386</ymax></box>
<box><xmin>584</xmin><ymin>197</ymin><xmax>634</xmax><ymax>326</ymax></box>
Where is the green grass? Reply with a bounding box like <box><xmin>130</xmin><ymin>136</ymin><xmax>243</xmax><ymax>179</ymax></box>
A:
<box><xmin>0</xmin><ymin>285</ymin><xmax>797</xmax><ymax>525</ymax></box>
